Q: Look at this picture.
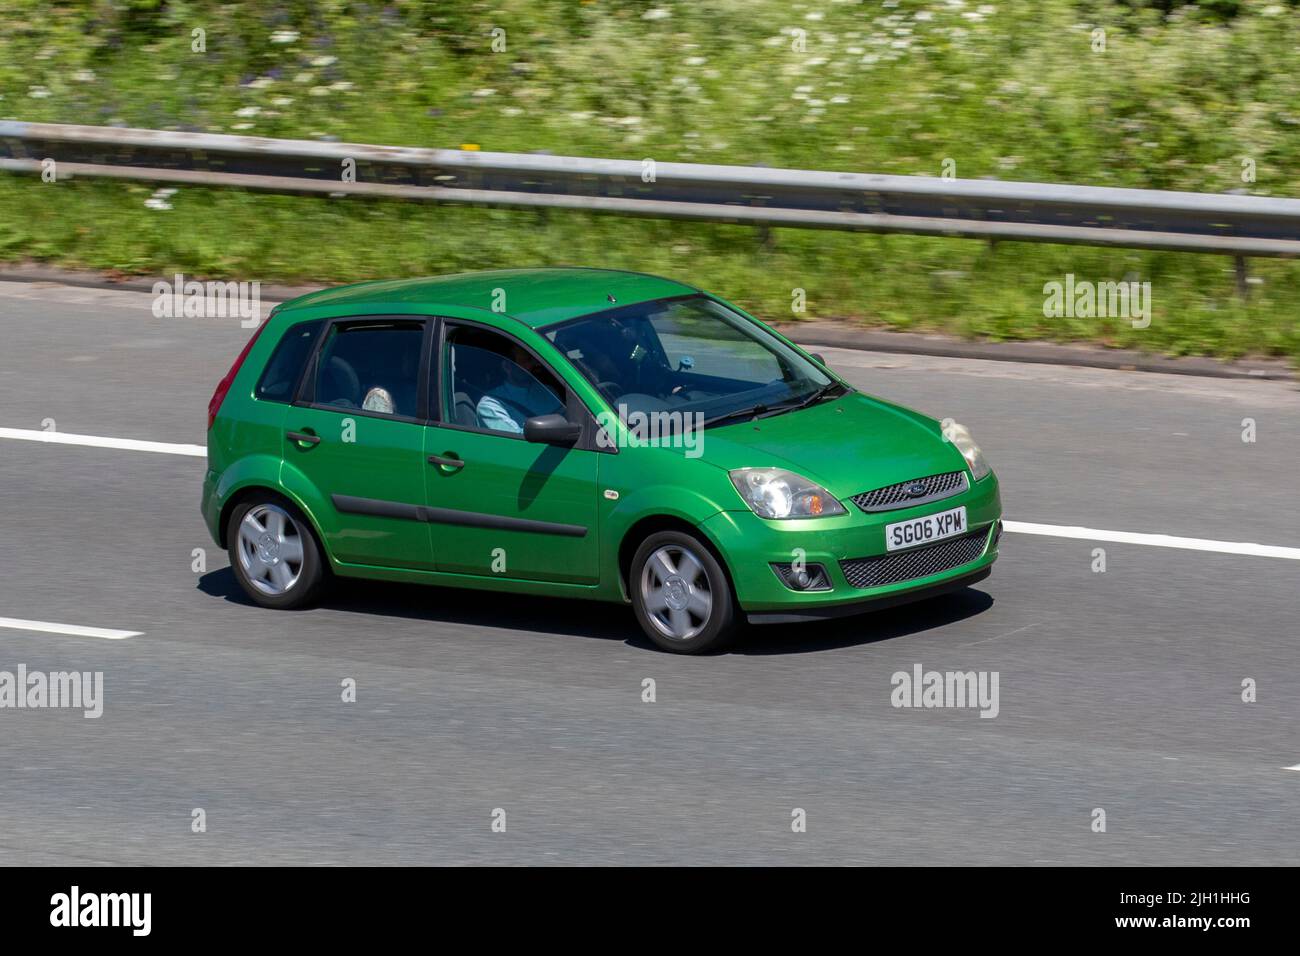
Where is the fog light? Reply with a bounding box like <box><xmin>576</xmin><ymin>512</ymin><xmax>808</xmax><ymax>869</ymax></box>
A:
<box><xmin>771</xmin><ymin>562</ymin><xmax>832</xmax><ymax>592</ymax></box>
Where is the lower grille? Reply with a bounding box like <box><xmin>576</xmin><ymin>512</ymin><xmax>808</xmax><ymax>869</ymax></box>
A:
<box><xmin>840</xmin><ymin>528</ymin><xmax>990</xmax><ymax>589</ymax></box>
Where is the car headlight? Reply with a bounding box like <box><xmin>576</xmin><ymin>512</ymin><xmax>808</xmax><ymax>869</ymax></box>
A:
<box><xmin>729</xmin><ymin>468</ymin><xmax>847</xmax><ymax>519</ymax></box>
<box><xmin>943</xmin><ymin>421</ymin><xmax>991</xmax><ymax>481</ymax></box>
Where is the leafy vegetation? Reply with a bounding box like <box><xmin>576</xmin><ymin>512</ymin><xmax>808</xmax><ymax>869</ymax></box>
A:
<box><xmin>2</xmin><ymin>0</ymin><xmax>1297</xmax><ymax>359</ymax></box>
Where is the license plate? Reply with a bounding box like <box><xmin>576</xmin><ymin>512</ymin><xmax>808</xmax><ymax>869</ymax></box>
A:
<box><xmin>885</xmin><ymin>506</ymin><xmax>967</xmax><ymax>552</ymax></box>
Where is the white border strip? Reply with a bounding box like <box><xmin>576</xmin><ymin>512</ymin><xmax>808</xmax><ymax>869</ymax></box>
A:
<box><xmin>0</xmin><ymin>427</ymin><xmax>206</xmax><ymax>457</ymax></box>
<box><xmin>1004</xmin><ymin>520</ymin><xmax>1300</xmax><ymax>561</ymax></box>
<box><xmin>0</xmin><ymin>616</ymin><xmax>141</xmax><ymax>640</ymax></box>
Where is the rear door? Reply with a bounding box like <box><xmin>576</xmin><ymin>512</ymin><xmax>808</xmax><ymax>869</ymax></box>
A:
<box><xmin>281</xmin><ymin>316</ymin><xmax>436</xmax><ymax>571</ymax></box>
<box><xmin>423</xmin><ymin>320</ymin><xmax>601</xmax><ymax>584</ymax></box>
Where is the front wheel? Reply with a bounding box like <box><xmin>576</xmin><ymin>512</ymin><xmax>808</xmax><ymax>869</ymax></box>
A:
<box><xmin>227</xmin><ymin>497</ymin><xmax>326</xmax><ymax>609</ymax></box>
<box><xmin>630</xmin><ymin>531</ymin><xmax>737</xmax><ymax>654</ymax></box>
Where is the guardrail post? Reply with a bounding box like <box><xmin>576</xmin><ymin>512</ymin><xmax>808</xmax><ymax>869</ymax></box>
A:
<box><xmin>1234</xmin><ymin>255</ymin><xmax>1249</xmax><ymax>300</ymax></box>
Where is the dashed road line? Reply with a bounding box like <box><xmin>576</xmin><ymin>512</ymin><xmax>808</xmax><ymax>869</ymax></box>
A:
<box><xmin>0</xmin><ymin>427</ymin><xmax>205</xmax><ymax>457</ymax></box>
<box><xmin>0</xmin><ymin>617</ymin><xmax>141</xmax><ymax>640</ymax></box>
<box><xmin>1003</xmin><ymin>520</ymin><xmax>1300</xmax><ymax>561</ymax></box>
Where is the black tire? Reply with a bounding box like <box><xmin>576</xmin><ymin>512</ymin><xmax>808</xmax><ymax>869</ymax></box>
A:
<box><xmin>227</xmin><ymin>494</ymin><xmax>327</xmax><ymax>610</ymax></box>
<box><xmin>630</xmin><ymin>530</ymin><xmax>738</xmax><ymax>654</ymax></box>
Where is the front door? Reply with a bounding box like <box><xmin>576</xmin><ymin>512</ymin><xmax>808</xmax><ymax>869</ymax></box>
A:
<box><xmin>424</xmin><ymin>321</ymin><xmax>600</xmax><ymax>584</ymax></box>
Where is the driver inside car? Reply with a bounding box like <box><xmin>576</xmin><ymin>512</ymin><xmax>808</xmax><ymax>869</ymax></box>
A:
<box><xmin>475</xmin><ymin>344</ymin><xmax>564</xmax><ymax>434</ymax></box>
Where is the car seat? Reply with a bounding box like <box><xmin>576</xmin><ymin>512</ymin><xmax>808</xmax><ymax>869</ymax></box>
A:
<box><xmin>320</xmin><ymin>355</ymin><xmax>360</xmax><ymax>407</ymax></box>
<box><xmin>449</xmin><ymin>344</ymin><xmax>495</xmax><ymax>427</ymax></box>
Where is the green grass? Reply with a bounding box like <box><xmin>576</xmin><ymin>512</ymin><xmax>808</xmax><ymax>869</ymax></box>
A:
<box><xmin>1</xmin><ymin>0</ymin><xmax>1298</xmax><ymax>360</ymax></box>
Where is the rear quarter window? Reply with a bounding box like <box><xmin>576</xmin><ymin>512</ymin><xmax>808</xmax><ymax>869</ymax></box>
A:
<box><xmin>255</xmin><ymin>319</ymin><xmax>323</xmax><ymax>403</ymax></box>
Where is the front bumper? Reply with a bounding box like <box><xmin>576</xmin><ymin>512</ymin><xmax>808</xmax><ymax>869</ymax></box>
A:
<box><xmin>700</xmin><ymin>471</ymin><xmax>1001</xmax><ymax>615</ymax></box>
<box><xmin>746</xmin><ymin>565</ymin><xmax>992</xmax><ymax>624</ymax></box>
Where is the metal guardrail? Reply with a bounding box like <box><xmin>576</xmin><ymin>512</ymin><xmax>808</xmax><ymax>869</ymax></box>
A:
<box><xmin>2</xmin><ymin>121</ymin><xmax>1299</xmax><ymax>261</ymax></box>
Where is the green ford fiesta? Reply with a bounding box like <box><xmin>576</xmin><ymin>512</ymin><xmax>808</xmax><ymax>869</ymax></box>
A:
<box><xmin>202</xmin><ymin>268</ymin><xmax>1002</xmax><ymax>653</ymax></box>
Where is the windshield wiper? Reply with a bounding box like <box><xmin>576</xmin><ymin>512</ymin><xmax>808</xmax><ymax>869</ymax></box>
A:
<box><xmin>700</xmin><ymin>383</ymin><xmax>847</xmax><ymax>429</ymax></box>
<box><xmin>700</xmin><ymin>403</ymin><xmax>771</xmax><ymax>429</ymax></box>
<box><xmin>742</xmin><ymin>382</ymin><xmax>846</xmax><ymax>421</ymax></box>
<box><xmin>784</xmin><ymin>380</ymin><xmax>847</xmax><ymax>413</ymax></box>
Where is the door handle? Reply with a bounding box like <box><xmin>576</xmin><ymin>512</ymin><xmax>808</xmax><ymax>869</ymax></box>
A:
<box><xmin>428</xmin><ymin>453</ymin><xmax>465</xmax><ymax>469</ymax></box>
<box><xmin>287</xmin><ymin>430</ymin><xmax>321</xmax><ymax>446</ymax></box>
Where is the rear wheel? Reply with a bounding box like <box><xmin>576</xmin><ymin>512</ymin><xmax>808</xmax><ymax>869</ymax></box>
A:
<box><xmin>227</xmin><ymin>496</ymin><xmax>326</xmax><ymax>609</ymax></box>
<box><xmin>630</xmin><ymin>531</ymin><xmax>737</xmax><ymax>654</ymax></box>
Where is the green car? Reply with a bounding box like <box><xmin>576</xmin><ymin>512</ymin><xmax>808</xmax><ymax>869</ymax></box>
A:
<box><xmin>203</xmin><ymin>268</ymin><xmax>1001</xmax><ymax>653</ymax></box>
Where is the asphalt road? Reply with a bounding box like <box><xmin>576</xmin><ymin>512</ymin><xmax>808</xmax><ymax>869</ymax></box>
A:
<box><xmin>1</xmin><ymin>280</ymin><xmax>1297</xmax><ymax>865</ymax></box>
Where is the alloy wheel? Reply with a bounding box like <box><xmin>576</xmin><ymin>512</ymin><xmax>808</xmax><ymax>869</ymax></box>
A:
<box><xmin>236</xmin><ymin>503</ymin><xmax>305</xmax><ymax>596</ymax></box>
<box><xmin>639</xmin><ymin>544</ymin><xmax>713</xmax><ymax>641</ymax></box>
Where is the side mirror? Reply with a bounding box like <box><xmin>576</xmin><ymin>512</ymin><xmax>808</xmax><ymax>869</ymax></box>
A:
<box><xmin>811</xmin><ymin>352</ymin><xmax>828</xmax><ymax>366</ymax></box>
<box><xmin>524</xmin><ymin>413</ymin><xmax>582</xmax><ymax>445</ymax></box>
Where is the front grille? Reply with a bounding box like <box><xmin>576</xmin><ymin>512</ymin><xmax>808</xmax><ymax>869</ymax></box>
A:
<box><xmin>839</xmin><ymin>528</ymin><xmax>989</xmax><ymax>589</ymax></box>
<box><xmin>851</xmin><ymin>471</ymin><xmax>968</xmax><ymax>513</ymax></box>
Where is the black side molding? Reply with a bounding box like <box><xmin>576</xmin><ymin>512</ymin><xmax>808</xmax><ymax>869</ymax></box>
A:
<box><xmin>421</xmin><ymin>505</ymin><xmax>586</xmax><ymax>537</ymax></box>
<box><xmin>332</xmin><ymin>495</ymin><xmax>424</xmax><ymax>522</ymax></box>
<box><xmin>331</xmin><ymin>494</ymin><xmax>587</xmax><ymax>538</ymax></box>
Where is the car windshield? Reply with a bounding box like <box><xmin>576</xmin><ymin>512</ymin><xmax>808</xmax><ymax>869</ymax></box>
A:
<box><xmin>546</xmin><ymin>295</ymin><xmax>841</xmax><ymax>429</ymax></box>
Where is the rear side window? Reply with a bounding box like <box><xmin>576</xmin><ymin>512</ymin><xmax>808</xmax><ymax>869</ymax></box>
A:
<box><xmin>255</xmin><ymin>319</ymin><xmax>323</xmax><ymax>403</ymax></box>
<box><xmin>311</xmin><ymin>320</ymin><xmax>425</xmax><ymax>419</ymax></box>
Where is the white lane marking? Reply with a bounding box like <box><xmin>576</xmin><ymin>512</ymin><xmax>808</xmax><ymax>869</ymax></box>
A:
<box><xmin>0</xmin><ymin>616</ymin><xmax>141</xmax><ymax>640</ymax></box>
<box><xmin>1003</xmin><ymin>520</ymin><xmax>1300</xmax><ymax>561</ymax></box>
<box><xmin>2</xmin><ymin>426</ymin><xmax>1299</xmax><ymax>561</ymax></box>
<box><xmin>1285</xmin><ymin>765</ymin><xmax>1300</xmax><ymax>772</ymax></box>
<box><xmin>0</xmin><ymin>427</ymin><xmax>205</xmax><ymax>457</ymax></box>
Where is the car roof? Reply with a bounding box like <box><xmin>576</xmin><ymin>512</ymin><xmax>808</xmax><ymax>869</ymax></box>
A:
<box><xmin>275</xmin><ymin>267</ymin><xmax>699</xmax><ymax>329</ymax></box>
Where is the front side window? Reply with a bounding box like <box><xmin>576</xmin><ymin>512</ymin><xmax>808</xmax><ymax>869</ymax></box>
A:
<box><xmin>546</xmin><ymin>295</ymin><xmax>839</xmax><ymax>427</ymax></box>
<box><xmin>442</xmin><ymin>325</ymin><xmax>566</xmax><ymax>435</ymax></box>
<box><xmin>311</xmin><ymin>320</ymin><xmax>424</xmax><ymax>418</ymax></box>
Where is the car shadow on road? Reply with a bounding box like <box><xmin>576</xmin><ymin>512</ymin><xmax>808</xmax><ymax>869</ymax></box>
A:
<box><xmin>198</xmin><ymin>567</ymin><xmax>993</xmax><ymax>655</ymax></box>
<box><xmin>198</xmin><ymin>565</ymin><xmax>642</xmax><ymax>643</ymax></box>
